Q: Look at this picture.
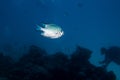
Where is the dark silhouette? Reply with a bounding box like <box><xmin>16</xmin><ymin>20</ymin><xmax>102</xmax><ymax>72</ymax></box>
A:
<box><xmin>100</xmin><ymin>46</ymin><xmax>120</xmax><ymax>67</ymax></box>
<box><xmin>0</xmin><ymin>45</ymin><xmax>116</xmax><ymax>80</ymax></box>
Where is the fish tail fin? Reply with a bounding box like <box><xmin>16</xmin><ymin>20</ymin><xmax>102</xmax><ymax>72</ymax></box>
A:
<box><xmin>36</xmin><ymin>24</ymin><xmax>42</xmax><ymax>31</ymax></box>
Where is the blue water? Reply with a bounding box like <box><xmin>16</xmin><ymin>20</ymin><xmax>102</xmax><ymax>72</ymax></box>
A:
<box><xmin>0</xmin><ymin>0</ymin><xmax>120</xmax><ymax>79</ymax></box>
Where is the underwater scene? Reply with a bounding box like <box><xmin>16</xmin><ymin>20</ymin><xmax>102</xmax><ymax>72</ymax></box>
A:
<box><xmin>0</xmin><ymin>0</ymin><xmax>120</xmax><ymax>80</ymax></box>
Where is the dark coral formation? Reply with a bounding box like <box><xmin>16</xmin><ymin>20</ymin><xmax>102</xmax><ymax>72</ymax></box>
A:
<box><xmin>0</xmin><ymin>45</ymin><xmax>116</xmax><ymax>80</ymax></box>
<box><xmin>100</xmin><ymin>46</ymin><xmax>120</xmax><ymax>68</ymax></box>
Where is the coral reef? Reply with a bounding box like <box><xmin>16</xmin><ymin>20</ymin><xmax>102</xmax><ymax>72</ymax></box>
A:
<box><xmin>100</xmin><ymin>46</ymin><xmax>120</xmax><ymax>68</ymax></box>
<box><xmin>0</xmin><ymin>45</ymin><xmax>116</xmax><ymax>80</ymax></box>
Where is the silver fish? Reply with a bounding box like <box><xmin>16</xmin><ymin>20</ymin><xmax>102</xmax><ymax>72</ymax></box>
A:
<box><xmin>36</xmin><ymin>23</ymin><xmax>64</xmax><ymax>39</ymax></box>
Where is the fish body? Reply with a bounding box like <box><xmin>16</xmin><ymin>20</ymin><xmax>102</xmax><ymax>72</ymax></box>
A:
<box><xmin>36</xmin><ymin>23</ymin><xmax>64</xmax><ymax>39</ymax></box>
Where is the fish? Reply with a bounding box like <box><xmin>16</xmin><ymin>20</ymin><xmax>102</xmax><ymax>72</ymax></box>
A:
<box><xmin>36</xmin><ymin>23</ymin><xmax>64</xmax><ymax>39</ymax></box>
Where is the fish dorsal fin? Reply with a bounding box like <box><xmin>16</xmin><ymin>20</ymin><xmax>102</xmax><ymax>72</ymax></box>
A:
<box><xmin>41</xmin><ymin>23</ymin><xmax>47</xmax><ymax>28</ymax></box>
<box><xmin>45</xmin><ymin>24</ymin><xmax>49</xmax><ymax>28</ymax></box>
<box><xmin>49</xmin><ymin>24</ymin><xmax>57</xmax><ymax>27</ymax></box>
<box><xmin>45</xmin><ymin>24</ymin><xmax>54</xmax><ymax>29</ymax></box>
<box><xmin>42</xmin><ymin>24</ymin><xmax>49</xmax><ymax>28</ymax></box>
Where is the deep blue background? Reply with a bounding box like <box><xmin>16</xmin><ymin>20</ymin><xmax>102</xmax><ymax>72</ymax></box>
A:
<box><xmin>0</xmin><ymin>0</ymin><xmax>120</xmax><ymax>79</ymax></box>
